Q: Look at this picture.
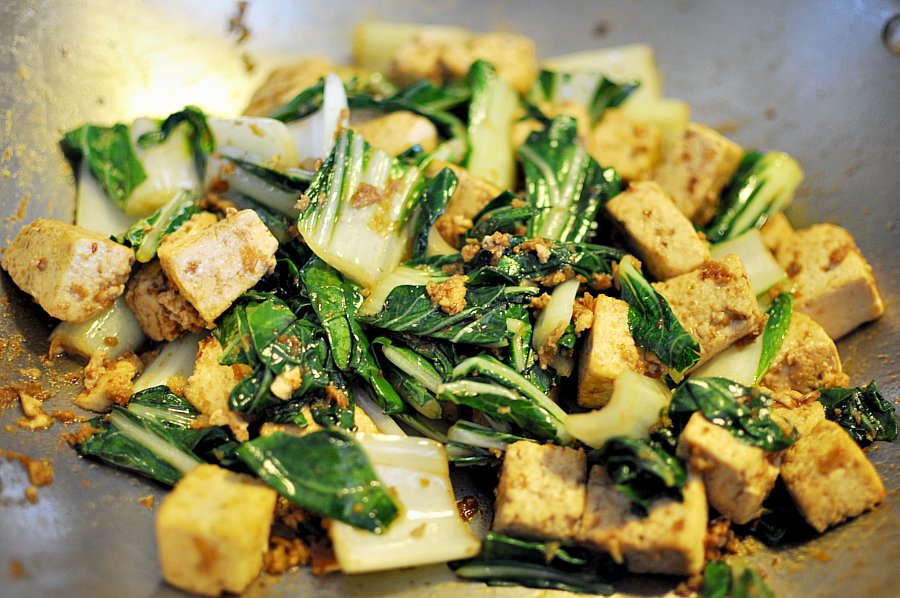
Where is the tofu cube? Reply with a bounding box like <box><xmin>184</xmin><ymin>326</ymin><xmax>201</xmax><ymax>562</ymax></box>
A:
<box><xmin>773</xmin><ymin>223</ymin><xmax>884</xmax><ymax>340</ymax></box>
<box><xmin>589</xmin><ymin>108</ymin><xmax>661</xmax><ymax>181</ymax></box>
<box><xmin>157</xmin><ymin>464</ymin><xmax>277</xmax><ymax>596</ymax></box>
<box><xmin>676</xmin><ymin>412</ymin><xmax>780</xmax><ymax>524</ymax></box>
<box><xmin>605</xmin><ymin>181</ymin><xmax>710</xmax><ymax>280</ymax></box>
<box><xmin>577</xmin><ymin>295</ymin><xmax>647</xmax><ymax>408</ymax></box>
<box><xmin>654</xmin><ymin>255</ymin><xmax>763</xmax><ymax>365</ymax></box>
<box><xmin>352</xmin><ymin>111</ymin><xmax>438</xmax><ymax>156</ymax></box>
<box><xmin>759</xmin><ymin>312</ymin><xmax>848</xmax><ymax>393</ymax></box>
<box><xmin>426</xmin><ymin>160</ymin><xmax>501</xmax><ymax>246</ymax></box>
<box><xmin>772</xmin><ymin>399</ymin><xmax>826</xmax><ymax>438</ymax></box>
<box><xmin>780</xmin><ymin>420</ymin><xmax>886</xmax><ymax>532</ymax></box>
<box><xmin>651</xmin><ymin>123</ymin><xmax>743</xmax><ymax>225</ymax></box>
<box><xmin>184</xmin><ymin>336</ymin><xmax>251</xmax><ymax>441</ymax></box>
<box><xmin>158</xmin><ymin>209</ymin><xmax>278</xmax><ymax>323</ymax></box>
<box><xmin>493</xmin><ymin>441</ymin><xmax>587</xmax><ymax>542</ymax></box>
<box><xmin>578</xmin><ymin>467</ymin><xmax>707</xmax><ymax>576</ymax></box>
<box><xmin>759</xmin><ymin>211</ymin><xmax>794</xmax><ymax>255</ymax></box>
<box><xmin>125</xmin><ymin>261</ymin><xmax>206</xmax><ymax>341</ymax></box>
<box><xmin>1</xmin><ymin>219</ymin><xmax>134</xmax><ymax>322</ymax></box>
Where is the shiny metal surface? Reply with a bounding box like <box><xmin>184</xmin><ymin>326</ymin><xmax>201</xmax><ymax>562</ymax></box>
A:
<box><xmin>1</xmin><ymin>1</ymin><xmax>897</xmax><ymax>597</ymax></box>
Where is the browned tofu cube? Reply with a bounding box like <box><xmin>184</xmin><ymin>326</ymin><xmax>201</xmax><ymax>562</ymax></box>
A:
<box><xmin>578</xmin><ymin>468</ymin><xmax>707</xmax><ymax>576</ymax></box>
<box><xmin>760</xmin><ymin>312</ymin><xmax>848</xmax><ymax>393</ymax></box>
<box><xmin>426</xmin><ymin>161</ymin><xmax>501</xmax><ymax>246</ymax></box>
<box><xmin>781</xmin><ymin>420</ymin><xmax>886</xmax><ymax>532</ymax></box>
<box><xmin>652</xmin><ymin>123</ymin><xmax>743</xmax><ymax>225</ymax></box>
<box><xmin>589</xmin><ymin>108</ymin><xmax>661</xmax><ymax>181</ymax></box>
<box><xmin>759</xmin><ymin>211</ymin><xmax>794</xmax><ymax>255</ymax></box>
<box><xmin>157</xmin><ymin>464</ymin><xmax>277</xmax><ymax>596</ymax></box>
<box><xmin>1</xmin><ymin>219</ymin><xmax>134</xmax><ymax>322</ymax></box>
<box><xmin>773</xmin><ymin>223</ymin><xmax>884</xmax><ymax>340</ymax></box>
<box><xmin>125</xmin><ymin>261</ymin><xmax>206</xmax><ymax>342</ymax></box>
<box><xmin>493</xmin><ymin>441</ymin><xmax>586</xmax><ymax>542</ymax></box>
<box><xmin>184</xmin><ymin>336</ymin><xmax>251</xmax><ymax>441</ymax></box>
<box><xmin>577</xmin><ymin>295</ymin><xmax>647</xmax><ymax>408</ymax></box>
<box><xmin>352</xmin><ymin>111</ymin><xmax>438</xmax><ymax>156</ymax></box>
<box><xmin>158</xmin><ymin>209</ymin><xmax>278</xmax><ymax>324</ymax></box>
<box><xmin>676</xmin><ymin>412</ymin><xmax>780</xmax><ymax>524</ymax></box>
<box><xmin>772</xmin><ymin>399</ymin><xmax>826</xmax><ymax>438</ymax></box>
<box><xmin>605</xmin><ymin>181</ymin><xmax>710</xmax><ymax>280</ymax></box>
<box><xmin>653</xmin><ymin>255</ymin><xmax>763</xmax><ymax>365</ymax></box>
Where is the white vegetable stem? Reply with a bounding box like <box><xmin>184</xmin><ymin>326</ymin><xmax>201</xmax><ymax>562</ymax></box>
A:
<box><xmin>532</xmin><ymin>277</ymin><xmax>579</xmax><ymax>352</ymax></box>
<box><xmin>50</xmin><ymin>296</ymin><xmax>146</xmax><ymax>360</ymax></box>
<box><xmin>287</xmin><ymin>73</ymin><xmax>349</xmax><ymax>167</ymax></box>
<box><xmin>690</xmin><ymin>334</ymin><xmax>764</xmax><ymax>387</ymax></box>
<box><xmin>75</xmin><ymin>162</ymin><xmax>138</xmax><ymax>236</ymax></box>
<box><xmin>132</xmin><ymin>333</ymin><xmax>204</xmax><ymax>393</ymax></box>
<box><xmin>710</xmin><ymin>229</ymin><xmax>786</xmax><ymax>296</ymax></box>
<box><xmin>126</xmin><ymin>118</ymin><xmax>200</xmax><ymax>217</ymax></box>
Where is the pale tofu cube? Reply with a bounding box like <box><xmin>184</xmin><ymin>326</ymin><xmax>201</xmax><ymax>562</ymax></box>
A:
<box><xmin>158</xmin><ymin>209</ymin><xmax>278</xmax><ymax>324</ymax></box>
<box><xmin>156</xmin><ymin>464</ymin><xmax>277</xmax><ymax>596</ymax></box>
<box><xmin>493</xmin><ymin>441</ymin><xmax>587</xmax><ymax>542</ymax></box>
<box><xmin>758</xmin><ymin>211</ymin><xmax>794</xmax><ymax>254</ymax></box>
<box><xmin>773</xmin><ymin>223</ymin><xmax>884</xmax><ymax>340</ymax></box>
<box><xmin>577</xmin><ymin>295</ymin><xmax>647</xmax><ymax>408</ymax></box>
<box><xmin>760</xmin><ymin>312</ymin><xmax>848</xmax><ymax>393</ymax></box>
<box><xmin>676</xmin><ymin>413</ymin><xmax>780</xmax><ymax>524</ymax></box>
<box><xmin>781</xmin><ymin>420</ymin><xmax>886</xmax><ymax>532</ymax></box>
<box><xmin>589</xmin><ymin>108</ymin><xmax>661</xmax><ymax>181</ymax></box>
<box><xmin>244</xmin><ymin>56</ymin><xmax>342</xmax><ymax>117</ymax></box>
<box><xmin>426</xmin><ymin>160</ymin><xmax>501</xmax><ymax>246</ymax></box>
<box><xmin>651</xmin><ymin>123</ymin><xmax>743</xmax><ymax>225</ymax></box>
<box><xmin>184</xmin><ymin>336</ymin><xmax>251</xmax><ymax>441</ymax></box>
<box><xmin>605</xmin><ymin>181</ymin><xmax>710</xmax><ymax>280</ymax></box>
<box><xmin>772</xmin><ymin>399</ymin><xmax>826</xmax><ymax>439</ymax></box>
<box><xmin>578</xmin><ymin>468</ymin><xmax>707</xmax><ymax>576</ymax></box>
<box><xmin>654</xmin><ymin>255</ymin><xmax>763</xmax><ymax>365</ymax></box>
<box><xmin>1</xmin><ymin>219</ymin><xmax>134</xmax><ymax>322</ymax></box>
<box><xmin>352</xmin><ymin>111</ymin><xmax>438</xmax><ymax>156</ymax></box>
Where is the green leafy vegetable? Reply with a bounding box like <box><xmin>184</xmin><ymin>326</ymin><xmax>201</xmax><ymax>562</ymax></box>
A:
<box><xmin>136</xmin><ymin>106</ymin><xmax>215</xmax><ymax>179</ymax></box>
<box><xmin>451</xmin><ymin>532</ymin><xmax>616</xmax><ymax>595</ymax></box>
<box><xmin>755</xmin><ymin>292</ymin><xmax>793</xmax><ymax>383</ymax></box>
<box><xmin>63</xmin><ymin>123</ymin><xmax>147</xmax><ymax>208</ymax></box>
<box><xmin>115</xmin><ymin>190</ymin><xmax>198</xmax><ymax>262</ymax></box>
<box><xmin>412</xmin><ymin>167</ymin><xmax>458</xmax><ymax>259</ymax></box>
<box><xmin>237</xmin><ymin>430</ymin><xmax>399</xmax><ymax>533</ymax></box>
<box><xmin>269</xmin><ymin>79</ymin><xmax>326</xmax><ymax>123</ymax></box>
<box><xmin>591</xmin><ymin>436</ymin><xmax>686</xmax><ymax>515</ymax></box>
<box><xmin>817</xmin><ymin>381</ymin><xmax>898</xmax><ymax>446</ymax></box>
<box><xmin>528</xmin><ymin>69</ymin><xmax>639</xmax><ymax>122</ymax></box>
<box><xmin>617</xmin><ymin>255</ymin><xmax>701</xmax><ymax>374</ymax></box>
<box><xmin>699</xmin><ymin>560</ymin><xmax>775</xmax><ymax>598</ymax></box>
<box><xmin>670</xmin><ymin>377</ymin><xmax>798</xmax><ymax>451</ymax></box>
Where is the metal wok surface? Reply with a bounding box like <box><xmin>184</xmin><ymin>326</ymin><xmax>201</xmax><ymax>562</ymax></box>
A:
<box><xmin>0</xmin><ymin>1</ymin><xmax>897</xmax><ymax>597</ymax></box>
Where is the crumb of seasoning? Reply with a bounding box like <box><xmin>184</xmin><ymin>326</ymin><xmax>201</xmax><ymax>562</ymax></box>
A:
<box><xmin>25</xmin><ymin>486</ymin><xmax>38</xmax><ymax>503</ymax></box>
<box><xmin>426</xmin><ymin>274</ymin><xmax>468</xmax><ymax>316</ymax></box>
<box><xmin>9</xmin><ymin>559</ymin><xmax>27</xmax><ymax>578</ymax></box>
<box><xmin>139</xmin><ymin>495</ymin><xmax>155</xmax><ymax>510</ymax></box>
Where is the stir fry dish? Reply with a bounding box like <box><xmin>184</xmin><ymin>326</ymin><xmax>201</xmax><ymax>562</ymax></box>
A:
<box><xmin>2</xmin><ymin>20</ymin><xmax>895</xmax><ymax>598</ymax></box>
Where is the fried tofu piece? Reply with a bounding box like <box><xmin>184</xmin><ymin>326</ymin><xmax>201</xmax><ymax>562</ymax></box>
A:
<box><xmin>493</xmin><ymin>441</ymin><xmax>587</xmax><ymax>542</ymax></box>
<box><xmin>157</xmin><ymin>464</ymin><xmax>277</xmax><ymax>596</ymax></box>
<box><xmin>654</xmin><ymin>255</ymin><xmax>763</xmax><ymax>365</ymax></box>
<box><xmin>651</xmin><ymin>123</ymin><xmax>743</xmax><ymax>225</ymax></box>
<box><xmin>578</xmin><ymin>468</ymin><xmax>707</xmax><ymax>576</ymax></box>
<box><xmin>73</xmin><ymin>350</ymin><xmax>143</xmax><ymax>412</ymax></box>
<box><xmin>772</xmin><ymin>399</ymin><xmax>826</xmax><ymax>438</ymax></box>
<box><xmin>352</xmin><ymin>111</ymin><xmax>438</xmax><ymax>156</ymax></box>
<box><xmin>158</xmin><ymin>209</ymin><xmax>278</xmax><ymax>324</ymax></box>
<box><xmin>589</xmin><ymin>108</ymin><xmax>662</xmax><ymax>181</ymax></box>
<box><xmin>244</xmin><ymin>56</ymin><xmax>345</xmax><ymax>116</ymax></box>
<box><xmin>780</xmin><ymin>420</ymin><xmax>885</xmax><ymax>532</ymax></box>
<box><xmin>759</xmin><ymin>211</ymin><xmax>794</xmax><ymax>255</ymax></box>
<box><xmin>773</xmin><ymin>223</ymin><xmax>884</xmax><ymax>340</ymax></box>
<box><xmin>676</xmin><ymin>413</ymin><xmax>780</xmax><ymax>524</ymax></box>
<box><xmin>391</xmin><ymin>32</ymin><xmax>538</xmax><ymax>94</ymax></box>
<box><xmin>577</xmin><ymin>295</ymin><xmax>647</xmax><ymax>409</ymax></box>
<box><xmin>184</xmin><ymin>336</ymin><xmax>252</xmax><ymax>442</ymax></box>
<box><xmin>1</xmin><ymin>219</ymin><xmax>134</xmax><ymax>322</ymax></box>
<box><xmin>425</xmin><ymin>161</ymin><xmax>501</xmax><ymax>246</ymax></box>
<box><xmin>605</xmin><ymin>181</ymin><xmax>710</xmax><ymax>280</ymax></box>
<box><xmin>760</xmin><ymin>312</ymin><xmax>848</xmax><ymax>393</ymax></box>
<box><xmin>125</xmin><ymin>261</ymin><xmax>207</xmax><ymax>341</ymax></box>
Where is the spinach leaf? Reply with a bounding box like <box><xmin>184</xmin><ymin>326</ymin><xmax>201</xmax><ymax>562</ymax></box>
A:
<box><xmin>412</xmin><ymin>167</ymin><xmax>458</xmax><ymax>259</ymax></box>
<box><xmin>755</xmin><ymin>292</ymin><xmax>793</xmax><ymax>383</ymax></box>
<box><xmin>115</xmin><ymin>190</ymin><xmax>198</xmax><ymax>262</ymax></box>
<box><xmin>817</xmin><ymin>381</ymin><xmax>898</xmax><ymax>446</ymax></box>
<box><xmin>699</xmin><ymin>560</ymin><xmax>775</xmax><ymax>598</ymax></box>
<box><xmin>617</xmin><ymin>255</ymin><xmax>701</xmax><ymax>374</ymax></box>
<box><xmin>590</xmin><ymin>436</ymin><xmax>686</xmax><ymax>515</ymax></box>
<box><xmin>63</xmin><ymin>123</ymin><xmax>147</xmax><ymax>208</ymax></box>
<box><xmin>136</xmin><ymin>106</ymin><xmax>215</xmax><ymax>179</ymax></box>
<box><xmin>518</xmin><ymin>116</ymin><xmax>623</xmax><ymax>243</ymax></box>
<box><xmin>670</xmin><ymin>377</ymin><xmax>798</xmax><ymax>451</ymax></box>
<box><xmin>237</xmin><ymin>430</ymin><xmax>399</xmax><ymax>533</ymax></box>
<box><xmin>450</xmin><ymin>532</ymin><xmax>617</xmax><ymax>595</ymax></box>
<box><xmin>466</xmin><ymin>191</ymin><xmax>534</xmax><ymax>241</ymax></box>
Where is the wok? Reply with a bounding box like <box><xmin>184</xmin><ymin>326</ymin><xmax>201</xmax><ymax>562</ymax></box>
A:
<box><xmin>1</xmin><ymin>1</ymin><xmax>898</xmax><ymax>596</ymax></box>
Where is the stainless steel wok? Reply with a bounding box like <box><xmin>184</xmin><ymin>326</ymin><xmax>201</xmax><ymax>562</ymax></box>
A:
<box><xmin>1</xmin><ymin>1</ymin><xmax>898</xmax><ymax>596</ymax></box>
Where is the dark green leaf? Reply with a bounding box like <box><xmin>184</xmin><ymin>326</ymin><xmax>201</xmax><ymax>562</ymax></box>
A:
<box><xmin>136</xmin><ymin>106</ymin><xmax>214</xmax><ymax>179</ymax></box>
<box><xmin>756</xmin><ymin>292</ymin><xmax>793</xmax><ymax>383</ymax></box>
<box><xmin>63</xmin><ymin>123</ymin><xmax>147</xmax><ymax>208</ymax></box>
<box><xmin>700</xmin><ymin>560</ymin><xmax>775</xmax><ymax>598</ymax></box>
<box><xmin>348</xmin><ymin>79</ymin><xmax>470</xmax><ymax>140</ymax></box>
<box><xmin>670</xmin><ymin>377</ymin><xmax>798</xmax><ymax>451</ymax></box>
<box><xmin>269</xmin><ymin>79</ymin><xmax>326</xmax><ymax>122</ymax></box>
<box><xmin>412</xmin><ymin>168</ymin><xmax>458</xmax><ymax>259</ymax></box>
<box><xmin>817</xmin><ymin>381</ymin><xmax>898</xmax><ymax>446</ymax></box>
<box><xmin>237</xmin><ymin>430</ymin><xmax>399</xmax><ymax>533</ymax></box>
